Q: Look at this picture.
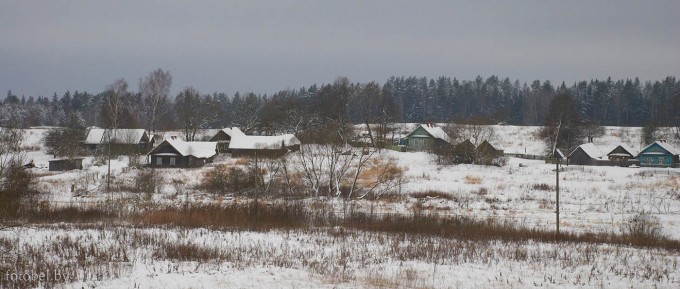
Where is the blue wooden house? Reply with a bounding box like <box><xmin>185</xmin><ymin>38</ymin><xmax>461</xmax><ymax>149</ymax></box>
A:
<box><xmin>637</xmin><ymin>140</ymin><xmax>679</xmax><ymax>168</ymax></box>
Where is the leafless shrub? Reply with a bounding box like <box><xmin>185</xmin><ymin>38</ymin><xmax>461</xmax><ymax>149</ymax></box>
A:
<box><xmin>623</xmin><ymin>211</ymin><xmax>663</xmax><ymax>240</ymax></box>
<box><xmin>134</xmin><ymin>168</ymin><xmax>162</xmax><ymax>200</ymax></box>
<box><xmin>410</xmin><ymin>190</ymin><xmax>455</xmax><ymax>200</ymax></box>
<box><xmin>532</xmin><ymin>183</ymin><xmax>553</xmax><ymax>191</ymax></box>
<box><xmin>201</xmin><ymin>164</ymin><xmax>262</xmax><ymax>195</ymax></box>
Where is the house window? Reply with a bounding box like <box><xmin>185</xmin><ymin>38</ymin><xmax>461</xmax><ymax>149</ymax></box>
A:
<box><xmin>647</xmin><ymin>157</ymin><xmax>652</xmax><ymax>164</ymax></box>
<box><xmin>170</xmin><ymin>157</ymin><xmax>176</xmax><ymax>166</ymax></box>
<box><xmin>659</xmin><ymin>157</ymin><xmax>664</xmax><ymax>165</ymax></box>
<box><xmin>156</xmin><ymin>157</ymin><xmax>162</xmax><ymax>166</ymax></box>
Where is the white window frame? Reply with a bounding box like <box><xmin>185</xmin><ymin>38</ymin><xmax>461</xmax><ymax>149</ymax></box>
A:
<box><xmin>170</xmin><ymin>157</ymin><xmax>176</xmax><ymax>166</ymax></box>
<box><xmin>156</xmin><ymin>157</ymin><xmax>162</xmax><ymax>166</ymax></box>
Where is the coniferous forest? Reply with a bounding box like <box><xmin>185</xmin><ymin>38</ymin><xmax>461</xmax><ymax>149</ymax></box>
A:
<box><xmin>1</xmin><ymin>74</ymin><xmax>679</xmax><ymax>133</ymax></box>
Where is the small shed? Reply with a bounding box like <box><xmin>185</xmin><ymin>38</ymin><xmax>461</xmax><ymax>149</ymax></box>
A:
<box><xmin>477</xmin><ymin>140</ymin><xmax>503</xmax><ymax>158</ymax></box>
<box><xmin>637</xmin><ymin>140</ymin><xmax>679</xmax><ymax>168</ymax></box>
<box><xmin>48</xmin><ymin>158</ymin><xmax>83</xmax><ymax>171</ymax></box>
<box><xmin>607</xmin><ymin>143</ymin><xmax>637</xmax><ymax>166</ymax></box>
<box><xmin>568</xmin><ymin>143</ymin><xmax>604</xmax><ymax>166</ymax></box>
<box><xmin>405</xmin><ymin>124</ymin><xmax>452</xmax><ymax>152</ymax></box>
<box><xmin>147</xmin><ymin>139</ymin><xmax>218</xmax><ymax>168</ymax></box>
<box><xmin>476</xmin><ymin>140</ymin><xmax>504</xmax><ymax>165</ymax></box>
<box><xmin>452</xmin><ymin>139</ymin><xmax>475</xmax><ymax>164</ymax></box>
<box><xmin>552</xmin><ymin>149</ymin><xmax>566</xmax><ymax>160</ymax></box>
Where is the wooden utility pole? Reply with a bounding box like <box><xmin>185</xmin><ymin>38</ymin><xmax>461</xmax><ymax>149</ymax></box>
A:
<box><xmin>107</xmin><ymin>132</ymin><xmax>111</xmax><ymax>194</ymax></box>
<box><xmin>551</xmin><ymin>118</ymin><xmax>562</xmax><ymax>236</ymax></box>
<box><xmin>555</xmin><ymin>159</ymin><xmax>560</xmax><ymax>235</ymax></box>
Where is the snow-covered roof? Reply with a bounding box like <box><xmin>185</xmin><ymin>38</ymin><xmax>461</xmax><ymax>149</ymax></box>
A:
<box><xmin>570</xmin><ymin>143</ymin><xmax>604</xmax><ymax>159</ymax></box>
<box><xmin>553</xmin><ymin>148</ymin><xmax>565</xmax><ymax>159</ymax></box>
<box><xmin>216</xmin><ymin>127</ymin><xmax>246</xmax><ymax>138</ymax></box>
<box><xmin>229</xmin><ymin>134</ymin><xmax>301</xmax><ymax>150</ymax></box>
<box><xmin>415</xmin><ymin>124</ymin><xmax>451</xmax><ymax>143</ymax></box>
<box><xmin>607</xmin><ymin>143</ymin><xmax>636</xmax><ymax>156</ymax></box>
<box><xmin>85</xmin><ymin>128</ymin><xmax>148</xmax><ymax>145</ymax></box>
<box><xmin>84</xmin><ymin>128</ymin><xmax>106</xmax><ymax>144</ymax></box>
<box><xmin>218</xmin><ymin>128</ymin><xmax>233</xmax><ymax>137</ymax></box>
<box><xmin>161</xmin><ymin>139</ymin><xmax>218</xmax><ymax>158</ymax></box>
<box><xmin>230</xmin><ymin>127</ymin><xmax>245</xmax><ymax>137</ymax></box>
<box><xmin>639</xmin><ymin>141</ymin><xmax>680</xmax><ymax>156</ymax></box>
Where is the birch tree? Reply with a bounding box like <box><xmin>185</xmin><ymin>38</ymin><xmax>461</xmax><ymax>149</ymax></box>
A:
<box><xmin>139</xmin><ymin>69</ymin><xmax>172</xmax><ymax>134</ymax></box>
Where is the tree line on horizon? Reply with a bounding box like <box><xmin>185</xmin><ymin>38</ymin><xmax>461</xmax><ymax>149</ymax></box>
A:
<box><xmin>1</xmin><ymin>71</ymin><xmax>679</xmax><ymax>138</ymax></box>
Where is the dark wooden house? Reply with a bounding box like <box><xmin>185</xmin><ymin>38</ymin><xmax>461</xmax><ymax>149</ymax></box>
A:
<box><xmin>84</xmin><ymin>128</ymin><xmax>153</xmax><ymax>154</ymax></box>
<box><xmin>637</xmin><ymin>140</ymin><xmax>679</xmax><ymax>168</ymax></box>
<box><xmin>568</xmin><ymin>143</ymin><xmax>604</xmax><ymax>166</ymax></box>
<box><xmin>209</xmin><ymin>127</ymin><xmax>244</xmax><ymax>153</ymax></box>
<box><xmin>48</xmin><ymin>158</ymin><xmax>83</xmax><ymax>171</ymax></box>
<box><xmin>147</xmin><ymin>139</ymin><xmax>218</xmax><ymax>168</ymax></box>
<box><xmin>607</xmin><ymin>143</ymin><xmax>637</xmax><ymax>167</ymax></box>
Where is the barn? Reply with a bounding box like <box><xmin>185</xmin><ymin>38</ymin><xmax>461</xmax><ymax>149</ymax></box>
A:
<box><xmin>568</xmin><ymin>143</ymin><xmax>604</xmax><ymax>166</ymax></box>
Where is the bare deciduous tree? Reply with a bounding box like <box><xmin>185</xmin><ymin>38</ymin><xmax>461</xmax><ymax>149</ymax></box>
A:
<box><xmin>581</xmin><ymin>120</ymin><xmax>605</xmax><ymax>143</ymax></box>
<box><xmin>139</xmin><ymin>69</ymin><xmax>172</xmax><ymax>134</ymax></box>
<box><xmin>103</xmin><ymin>78</ymin><xmax>129</xmax><ymax>192</ymax></box>
<box><xmin>104</xmin><ymin>79</ymin><xmax>128</xmax><ymax>134</ymax></box>
<box><xmin>444</xmin><ymin>117</ymin><xmax>497</xmax><ymax>164</ymax></box>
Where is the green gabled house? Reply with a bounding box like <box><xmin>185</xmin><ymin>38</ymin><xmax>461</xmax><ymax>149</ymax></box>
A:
<box><xmin>405</xmin><ymin>124</ymin><xmax>452</xmax><ymax>152</ymax></box>
<box><xmin>637</xmin><ymin>140</ymin><xmax>679</xmax><ymax>168</ymax></box>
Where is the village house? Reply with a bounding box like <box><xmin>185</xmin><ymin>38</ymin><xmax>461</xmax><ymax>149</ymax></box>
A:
<box><xmin>637</xmin><ymin>140</ymin><xmax>679</xmax><ymax>168</ymax></box>
<box><xmin>209</xmin><ymin>127</ymin><xmax>245</xmax><ymax>153</ymax></box>
<box><xmin>84</xmin><ymin>128</ymin><xmax>153</xmax><ymax>154</ymax></box>
<box><xmin>568</xmin><ymin>143</ymin><xmax>604</xmax><ymax>166</ymax></box>
<box><xmin>405</xmin><ymin>124</ymin><xmax>452</xmax><ymax>152</ymax></box>
<box><xmin>229</xmin><ymin>133</ymin><xmax>301</xmax><ymax>158</ymax></box>
<box><xmin>147</xmin><ymin>139</ymin><xmax>218</xmax><ymax>168</ymax></box>
<box><xmin>606</xmin><ymin>143</ymin><xmax>637</xmax><ymax>167</ymax></box>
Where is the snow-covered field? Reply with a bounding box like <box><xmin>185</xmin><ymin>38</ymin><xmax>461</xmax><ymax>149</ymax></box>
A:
<box><xmin>2</xmin><ymin>126</ymin><xmax>679</xmax><ymax>288</ymax></box>
<box><xmin>3</xmin><ymin>227</ymin><xmax>678</xmax><ymax>289</ymax></box>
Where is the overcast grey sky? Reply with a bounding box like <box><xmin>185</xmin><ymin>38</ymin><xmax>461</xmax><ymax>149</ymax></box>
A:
<box><xmin>1</xmin><ymin>0</ymin><xmax>678</xmax><ymax>98</ymax></box>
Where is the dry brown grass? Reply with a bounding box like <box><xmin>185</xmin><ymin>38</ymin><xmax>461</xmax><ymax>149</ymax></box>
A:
<box><xmin>464</xmin><ymin>175</ymin><xmax>482</xmax><ymax>184</ymax></box>
<box><xmin>410</xmin><ymin>190</ymin><xmax>455</xmax><ymax>200</ymax></box>
<box><xmin>13</xmin><ymin>199</ymin><xmax>680</xmax><ymax>252</ymax></box>
<box><xmin>356</xmin><ymin>158</ymin><xmax>404</xmax><ymax>188</ymax></box>
<box><xmin>234</xmin><ymin>158</ymin><xmax>250</xmax><ymax>166</ymax></box>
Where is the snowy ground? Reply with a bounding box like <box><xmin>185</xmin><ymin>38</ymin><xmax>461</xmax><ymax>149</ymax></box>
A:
<box><xmin>3</xmin><ymin>126</ymin><xmax>680</xmax><ymax>288</ymax></box>
<box><xmin>2</xmin><ymin>227</ymin><xmax>679</xmax><ymax>289</ymax></box>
